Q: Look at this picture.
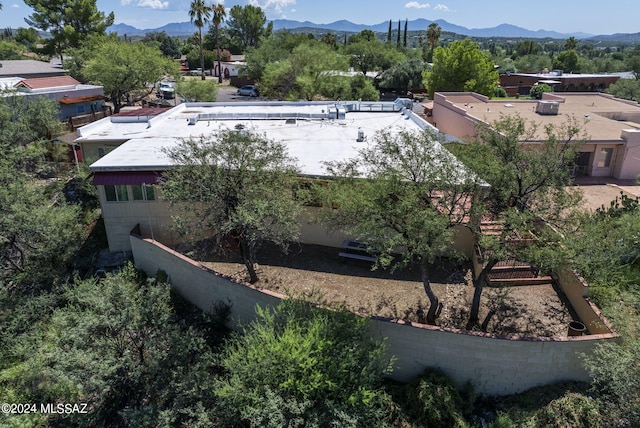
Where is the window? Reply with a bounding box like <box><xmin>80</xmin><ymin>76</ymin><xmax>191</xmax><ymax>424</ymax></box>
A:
<box><xmin>131</xmin><ymin>184</ymin><xmax>156</xmax><ymax>201</ymax></box>
<box><xmin>76</xmin><ymin>104</ymin><xmax>86</xmax><ymax>114</ymax></box>
<box><xmin>97</xmin><ymin>147</ymin><xmax>114</xmax><ymax>158</ymax></box>
<box><xmin>104</xmin><ymin>185</ymin><xmax>129</xmax><ymax>202</ymax></box>
<box><xmin>598</xmin><ymin>148</ymin><xmax>614</xmax><ymax>168</ymax></box>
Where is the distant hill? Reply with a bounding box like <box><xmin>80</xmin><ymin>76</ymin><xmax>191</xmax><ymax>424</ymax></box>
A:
<box><xmin>587</xmin><ymin>32</ymin><xmax>640</xmax><ymax>44</ymax></box>
<box><xmin>106</xmin><ymin>18</ymin><xmax>600</xmax><ymax>40</ymax></box>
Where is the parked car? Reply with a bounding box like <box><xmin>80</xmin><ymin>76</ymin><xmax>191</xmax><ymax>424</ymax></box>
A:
<box><xmin>158</xmin><ymin>82</ymin><xmax>175</xmax><ymax>99</ymax></box>
<box><xmin>237</xmin><ymin>85</ymin><xmax>259</xmax><ymax>97</ymax></box>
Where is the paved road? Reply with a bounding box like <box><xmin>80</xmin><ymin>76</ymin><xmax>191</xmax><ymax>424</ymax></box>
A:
<box><xmin>217</xmin><ymin>86</ymin><xmax>265</xmax><ymax>103</ymax></box>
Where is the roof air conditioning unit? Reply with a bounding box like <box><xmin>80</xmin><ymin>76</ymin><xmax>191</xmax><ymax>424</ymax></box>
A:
<box><xmin>536</xmin><ymin>101</ymin><xmax>559</xmax><ymax>115</ymax></box>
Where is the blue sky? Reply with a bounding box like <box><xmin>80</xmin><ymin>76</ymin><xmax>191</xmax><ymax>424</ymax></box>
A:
<box><xmin>1</xmin><ymin>0</ymin><xmax>638</xmax><ymax>35</ymax></box>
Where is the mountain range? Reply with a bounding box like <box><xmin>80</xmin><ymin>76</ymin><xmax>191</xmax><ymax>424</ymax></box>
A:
<box><xmin>107</xmin><ymin>18</ymin><xmax>638</xmax><ymax>43</ymax></box>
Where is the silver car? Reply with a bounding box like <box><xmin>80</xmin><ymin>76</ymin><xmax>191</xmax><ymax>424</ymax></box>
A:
<box><xmin>237</xmin><ymin>85</ymin><xmax>259</xmax><ymax>97</ymax></box>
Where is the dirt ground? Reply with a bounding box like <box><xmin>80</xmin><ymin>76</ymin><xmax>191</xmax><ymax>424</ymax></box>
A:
<box><xmin>189</xmin><ymin>184</ymin><xmax>638</xmax><ymax>338</ymax></box>
<box><xmin>198</xmin><ymin>242</ymin><xmax>576</xmax><ymax>338</ymax></box>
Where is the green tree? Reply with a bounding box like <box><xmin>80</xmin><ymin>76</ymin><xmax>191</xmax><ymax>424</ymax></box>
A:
<box><xmin>423</xmin><ymin>38</ymin><xmax>499</xmax><ymax>98</ymax></box>
<box><xmin>324</xmin><ymin>128</ymin><xmax>481</xmax><ymax>324</ymax></box>
<box><xmin>514</xmin><ymin>53</ymin><xmax>552</xmax><ymax>73</ymax></box>
<box><xmin>14</xmin><ymin>27</ymin><xmax>40</xmax><ymax>50</ymax></box>
<box><xmin>142</xmin><ymin>31</ymin><xmax>181</xmax><ymax>58</ymax></box>
<box><xmin>513</xmin><ymin>40</ymin><xmax>540</xmax><ymax>57</ymax></box>
<box><xmin>23</xmin><ymin>0</ymin><xmax>114</xmax><ymax>60</ymax></box>
<box><xmin>0</xmin><ymin>266</ymin><xmax>227</xmax><ymax>427</ymax></box>
<box><xmin>176</xmin><ymin>78</ymin><xmax>217</xmax><ymax>102</ymax></box>
<box><xmin>260</xmin><ymin>41</ymin><xmax>349</xmax><ymax>101</ymax></box>
<box><xmin>426</xmin><ymin>22</ymin><xmax>441</xmax><ymax>52</ymax></box>
<box><xmin>0</xmin><ymin>95</ymin><xmax>82</xmax><ymax>288</ymax></box>
<box><xmin>553</xmin><ymin>49</ymin><xmax>580</xmax><ymax>73</ymax></box>
<box><xmin>0</xmin><ymin>39</ymin><xmax>23</xmax><ymax>59</ymax></box>
<box><xmin>563</xmin><ymin>36</ymin><xmax>578</xmax><ymax>51</ymax></box>
<box><xmin>217</xmin><ymin>299</ymin><xmax>393</xmax><ymax>426</ymax></box>
<box><xmin>227</xmin><ymin>4</ymin><xmax>267</xmax><ymax>52</ymax></box>
<box><xmin>212</xmin><ymin>2</ymin><xmax>226</xmax><ymax>83</ymax></box>
<box><xmin>624</xmin><ymin>45</ymin><xmax>640</xmax><ymax>79</ymax></box>
<box><xmin>378</xmin><ymin>57</ymin><xmax>426</xmax><ymax>92</ymax></box>
<box><xmin>189</xmin><ymin>0</ymin><xmax>212</xmax><ymax>80</ymax></box>
<box><xmin>403</xmin><ymin>18</ymin><xmax>408</xmax><ymax>48</ymax></box>
<box><xmin>161</xmin><ymin>129</ymin><xmax>301</xmax><ymax>284</ymax></box>
<box><xmin>449</xmin><ymin>115</ymin><xmax>585</xmax><ymax>328</ymax></box>
<box><xmin>82</xmin><ymin>39</ymin><xmax>179</xmax><ymax>113</ymax></box>
<box><xmin>387</xmin><ymin>19</ymin><xmax>392</xmax><ymax>44</ymax></box>
<box><xmin>606</xmin><ymin>78</ymin><xmax>640</xmax><ymax>102</ymax></box>
<box><xmin>425</xmin><ymin>22</ymin><xmax>441</xmax><ymax>61</ymax></box>
<box><xmin>345</xmin><ymin>37</ymin><xmax>404</xmax><ymax>76</ymax></box>
<box><xmin>243</xmin><ymin>30</ymin><xmax>311</xmax><ymax>80</ymax></box>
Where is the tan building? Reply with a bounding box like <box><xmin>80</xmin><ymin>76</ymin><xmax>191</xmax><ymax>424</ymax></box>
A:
<box><xmin>432</xmin><ymin>92</ymin><xmax>640</xmax><ymax>179</ymax></box>
<box><xmin>499</xmin><ymin>72</ymin><xmax>620</xmax><ymax>96</ymax></box>
<box><xmin>79</xmin><ymin>100</ymin><xmax>468</xmax><ymax>253</ymax></box>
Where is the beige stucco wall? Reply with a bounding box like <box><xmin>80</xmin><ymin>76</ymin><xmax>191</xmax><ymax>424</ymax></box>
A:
<box><xmin>131</xmin><ymin>235</ymin><xmax>619</xmax><ymax>396</ymax></box>
<box><xmin>432</xmin><ymin>93</ymin><xmax>479</xmax><ymax>141</ymax></box>
<box><xmin>617</xmin><ymin>129</ymin><xmax>640</xmax><ymax>180</ymax></box>
<box><xmin>99</xmin><ymin>185</ymin><xmax>180</xmax><ymax>252</ymax></box>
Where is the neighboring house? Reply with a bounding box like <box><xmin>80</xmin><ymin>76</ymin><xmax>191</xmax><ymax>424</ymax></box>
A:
<box><xmin>431</xmin><ymin>92</ymin><xmax>640</xmax><ymax>179</ymax></box>
<box><xmin>1</xmin><ymin>76</ymin><xmax>106</xmax><ymax>121</ymax></box>
<box><xmin>499</xmin><ymin>71</ymin><xmax>620</xmax><ymax>96</ymax></box>
<box><xmin>77</xmin><ymin>100</ymin><xmax>472</xmax><ymax>253</ymax></box>
<box><xmin>0</xmin><ymin>59</ymin><xmax>67</xmax><ymax>78</ymax></box>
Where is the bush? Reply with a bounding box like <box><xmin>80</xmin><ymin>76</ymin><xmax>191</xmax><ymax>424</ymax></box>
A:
<box><xmin>494</xmin><ymin>86</ymin><xmax>508</xmax><ymax>98</ymax></box>
<box><xmin>529</xmin><ymin>83</ymin><xmax>552</xmax><ymax>99</ymax></box>
<box><xmin>398</xmin><ymin>369</ymin><xmax>474</xmax><ymax>428</ymax></box>
<box><xmin>216</xmin><ymin>299</ymin><xmax>394</xmax><ymax>426</ymax></box>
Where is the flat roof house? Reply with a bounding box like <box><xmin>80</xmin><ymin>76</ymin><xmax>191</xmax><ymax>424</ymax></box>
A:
<box><xmin>431</xmin><ymin>92</ymin><xmax>640</xmax><ymax>180</ymax></box>
<box><xmin>79</xmin><ymin>100</ymin><xmax>460</xmax><ymax>252</ymax></box>
<box><xmin>0</xmin><ymin>59</ymin><xmax>67</xmax><ymax>78</ymax></box>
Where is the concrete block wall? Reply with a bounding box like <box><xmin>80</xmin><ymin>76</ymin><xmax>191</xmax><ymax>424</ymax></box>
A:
<box><xmin>131</xmin><ymin>234</ymin><xmax>619</xmax><ymax>396</ymax></box>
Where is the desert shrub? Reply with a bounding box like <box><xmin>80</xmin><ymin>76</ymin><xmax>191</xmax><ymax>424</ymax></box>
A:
<box><xmin>216</xmin><ymin>299</ymin><xmax>394</xmax><ymax>427</ymax></box>
<box><xmin>398</xmin><ymin>369</ymin><xmax>474</xmax><ymax>428</ymax></box>
<box><xmin>585</xmin><ymin>327</ymin><xmax>640</xmax><ymax>427</ymax></box>
<box><xmin>486</xmin><ymin>382</ymin><xmax>604</xmax><ymax>428</ymax></box>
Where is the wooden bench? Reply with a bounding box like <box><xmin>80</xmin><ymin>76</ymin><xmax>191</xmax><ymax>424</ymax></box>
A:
<box><xmin>338</xmin><ymin>240</ymin><xmax>377</xmax><ymax>263</ymax></box>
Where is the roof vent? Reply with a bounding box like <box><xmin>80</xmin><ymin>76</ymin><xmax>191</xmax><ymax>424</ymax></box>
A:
<box><xmin>188</xmin><ymin>116</ymin><xmax>198</xmax><ymax>125</ymax></box>
<box><xmin>357</xmin><ymin>128</ymin><xmax>365</xmax><ymax>142</ymax></box>
<box><xmin>285</xmin><ymin>118</ymin><xmax>296</xmax><ymax>125</ymax></box>
<box><xmin>536</xmin><ymin>101</ymin><xmax>559</xmax><ymax>115</ymax></box>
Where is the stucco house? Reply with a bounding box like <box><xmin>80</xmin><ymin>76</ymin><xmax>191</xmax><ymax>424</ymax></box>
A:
<box><xmin>431</xmin><ymin>92</ymin><xmax>640</xmax><ymax>180</ymax></box>
<box><xmin>77</xmin><ymin>100</ymin><xmax>476</xmax><ymax>253</ymax></box>
<box><xmin>1</xmin><ymin>75</ymin><xmax>105</xmax><ymax>121</ymax></box>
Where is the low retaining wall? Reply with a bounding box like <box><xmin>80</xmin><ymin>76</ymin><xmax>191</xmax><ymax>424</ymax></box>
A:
<box><xmin>131</xmin><ymin>234</ymin><xmax>619</xmax><ymax>396</ymax></box>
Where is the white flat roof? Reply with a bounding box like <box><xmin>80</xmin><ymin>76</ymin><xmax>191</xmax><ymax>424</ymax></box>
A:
<box><xmin>87</xmin><ymin>101</ymin><xmax>438</xmax><ymax>177</ymax></box>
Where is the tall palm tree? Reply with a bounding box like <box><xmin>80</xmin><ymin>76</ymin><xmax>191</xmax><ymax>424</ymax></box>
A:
<box><xmin>189</xmin><ymin>0</ymin><xmax>212</xmax><ymax>80</ymax></box>
<box><xmin>212</xmin><ymin>2</ymin><xmax>226</xmax><ymax>84</ymax></box>
<box><xmin>427</xmin><ymin>22</ymin><xmax>441</xmax><ymax>53</ymax></box>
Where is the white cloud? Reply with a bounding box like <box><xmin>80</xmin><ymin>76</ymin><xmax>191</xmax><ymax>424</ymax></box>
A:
<box><xmin>248</xmin><ymin>0</ymin><xmax>296</xmax><ymax>17</ymax></box>
<box><xmin>137</xmin><ymin>0</ymin><xmax>169</xmax><ymax>9</ymax></box>
<box><xmin>434</xmin><ymin>4</ymin><xmax>450</xmax><ymax>12</ymax></box>
<box><xmin>405</xmin><ymin>2</ymin><xmax>430</xmax><ymax>9</ymax></box>
<box><xmin>11</xmin><ymin>3</ymin><xmax>20</xmax><ymax>8</ymax></box>
<box><xmin>120</xmin><ymin>0</ymin><xmax>169</xmax><ymax>9</ymax></box>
